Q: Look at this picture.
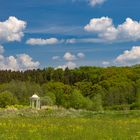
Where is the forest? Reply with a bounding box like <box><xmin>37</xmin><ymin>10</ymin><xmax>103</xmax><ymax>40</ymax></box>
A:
<box><xmin>0</xmin><ymin>65</ymin><xmax>140</xmax><ymax>110</ymax></box>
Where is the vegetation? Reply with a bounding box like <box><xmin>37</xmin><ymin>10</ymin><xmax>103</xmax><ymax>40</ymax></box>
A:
<box><xmin>0</xmin><ymin>66</ymin><xmax>140</xmax><ymax>110</ymax></box>
<box><xmin>0</xmin><ymin>108</ymin><xmax>140</xmax><ymax>140</ymax></box>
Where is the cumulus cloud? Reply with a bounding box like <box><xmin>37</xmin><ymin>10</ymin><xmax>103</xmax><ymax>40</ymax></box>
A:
<box><xmin>16</xmin><ymin>54</ymin><xmax>40</xmax><ymax>70</ymax></box>
<box><xmin>88</xmin><ymin>0</ymin><xmax>106</xmax><ymax>7</ymax></box>
<box><xmin>102</xmin><ymin>61</ymin><xmax>110</xmax><ymax>66</ymax></box>
<box><xmin>84</xmin><ymin>17</ymin><xmax>113</xmax><ymax>32</ymax></box>
<box><xmin>53</xmin><ymin>52</ymin><xmax>85</xmax><ymax>64</ymax></box>
<box><xmin>0</xmin><ymin>45</ymin><xmax>39</xmax><ymax>71</ymax></box>
<box><xmin>84</xmin><ymin>17</ymin><xmax>140</xmax><ymax>42</ymax></box>
<box><xmin>63</xmin><ymin>52</ymin><xmax>76</xmax><ymax>61</ymax></box>
<box><xmin>77</xmin><ymin>52</ymin><xmax>85</xmax><ymax>58</ymax></box>
<box><xmin>55</xmin><ymin>52</ymin><xmax>85</xmax><ymax>70</ymax></box>
<box><xmin>57</xmin><ymin>61</ymin><xmax>77</xmax><ymax>70</ymax></box>
<box><xmin>0</xmin><ymin>16</ymin><xmax>26</xmax><ymax>42</ymax></box>
<box><xmin>115</xmin><ymin>46</ymin><xmax>140</xmax><ymax>66</ymax></box>
<box><xmin>26</xmin><ymin>38</ymin><xmax>63</xmax><ymax>45</ymax></box>
<box><xmin>52</xmin><ymin>56</ymin><xmax>60</xmax><ymax>60</ymax></box>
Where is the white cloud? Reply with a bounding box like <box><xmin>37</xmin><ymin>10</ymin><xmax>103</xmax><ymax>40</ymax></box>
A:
<box><xmin>52</xmin><ymin>56</ymin><xmax>60</xmax><ymax>60</ymax></box>
<box><xmin>16</xmin><ymin>54</ymin><xmax>40</xmax><ymax>70</ymax></box>
<box><xmin>117</xmin><ymin>18</ymin><xmax>140</xmax><ymax>41</ymax></box>
<box><xmin>89</xmin><ymin>0</ymin><xmax>106</xmax><ymax>6</ymax></box>
<box><xmin>26</xmin><ymin>38</ymin><xmax>63</xmax><ymax>45</ymax></box>
<box><xmin>0</xmin><ymin>45</ymin><xmax>4</xmax><ymax>54</ymax></box>
<box><xmin>84</xmin><ymin>17</ymin><xmax>113</xmax><ymax>32</ymax></box>
<box><xmin>63</xmin><ymin>52</ymin><xmax>76</xmax><ymax>61</ymax></box>
<box><xmin>102</xmin><ymin>61</ymin><xmax>110</xmax><ymax>66</ymax></box>
<box><xmin>73</xmin><ymin>0</ymin><xmax>106</xmax><ymax>7</ymax></box>
<box><xmin>52</xmin><ymin>52</ymin><xmax>85</xmax><ymax>66</ymax></box>
<box><xmin>0</xmin><ymin>46</ymin><xmax>39</xmax><ymax>71</ymax></box>
<box><xmin>77</xmin><ymin>52</ymin><xmax>85</xmax><ymax>58</ymax></box>
<box><xmin>66</xmin><ymin>38</ymin><xmax>76</xmax><ymax>44</ymax></box>
<box><xmin>57</xmin><ymin>61</ymin><xmax>77</xmax><ymax>70</ymax></box>
<box><xmin>115</xmin><ymin>46</ymin><xmax>140</xmax><ymax>66</ymax></box>
<box><xmin>0</xmin><ymin>16</ymin><xmax>26</xmax><ymax>42</ymax></box>
<box><xmin>55</xmin><ymin>52</ymin><xmax>85</xmax><ymax>70</ymax></box>
<box><xmin>66</xmin><ymin>38</ymin><xmax>106</xmax><ymax>44</ymax></box>
<box><xmin>84</xmin><ymin>17</ymin><xmax>140</xmax><ymax>42</ymax></box>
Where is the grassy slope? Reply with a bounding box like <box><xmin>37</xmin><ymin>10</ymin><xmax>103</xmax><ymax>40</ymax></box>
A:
<box><xmin>0</xmin><ymin>108</ymin><xmax>140</xmax><ymax>140</ymax></box>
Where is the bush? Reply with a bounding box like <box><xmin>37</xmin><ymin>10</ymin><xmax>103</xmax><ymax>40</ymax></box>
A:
<box><xmin>69</xmin><ymin>90</ymin><xmax>93</xmax><ymax>110</ymax></box>
<box><xmin>6</xmin><ymin>104</ymin><xmax>28</xmax><ymax>109</ymax></box>
<box><xmin>105</xmin><ymin>104</ymin><xmax>130</xmax><ymax>110</ymax></box>
<box><xmin>130</xmin><ymin>103</ymin><xmax>140</xmax><ymax>110</ymax></box>
<box><xmin>45</xmin><ymin>92</ymin><xmax>56</xmax><ymax>104</ymax></box>
<box><xmin>91</xmin><ymin>94</ymin><xmax>103</xmax><ymax>111</ymax></box>
<box><xmin>0</xmin><ymin>91</ymin><xmax>18</xmax><ymax>108</ymax></box>
<box><xmin>41</xmin><ymin>96</ymin><xmax>54</xmax><ymax>106</ymax></box>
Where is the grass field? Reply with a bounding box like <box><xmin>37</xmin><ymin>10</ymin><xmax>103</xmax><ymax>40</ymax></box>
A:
<box><xmin>0</xmin><ymin>108</ymin><xmax>140</xmax><ymax>140</ymax></box>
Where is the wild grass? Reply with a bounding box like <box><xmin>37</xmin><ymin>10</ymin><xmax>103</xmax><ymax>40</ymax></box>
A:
<box><xmin>0</xmin><ymin>108</ymin><xmax>140</xmax><ymax>140</ymax></box>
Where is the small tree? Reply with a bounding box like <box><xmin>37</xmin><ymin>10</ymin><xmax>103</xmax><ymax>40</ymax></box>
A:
<box><xmin>69</xmin><ymin>89</ymin><xmax>93</xmax><ymax>110</ymax></box>
<box><xmin>41</xmin><ymin>96</ymin><xmax>54</xmax><ymax>106</ymax></box>
<box><xmin>92</xmin><ymin>94</ymin><xmax>103</xmax><ymax>111</ymax></box>
<box><xmin>0</xmin><ymin>91</ymin><xmax>18</xmax><ymax>108</ymax></box>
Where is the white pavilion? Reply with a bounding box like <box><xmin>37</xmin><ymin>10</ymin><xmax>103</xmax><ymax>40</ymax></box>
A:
<box><xmin>30</xmin><ymin>94</ymin><xmax>41</xmax><ymax>109</ymax></box>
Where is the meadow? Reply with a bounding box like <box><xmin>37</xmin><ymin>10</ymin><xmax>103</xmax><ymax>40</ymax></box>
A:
<box><xmin>0</xmin><ymin>108</ymin><xmax>140</xmax><ymax>140</ymax></box>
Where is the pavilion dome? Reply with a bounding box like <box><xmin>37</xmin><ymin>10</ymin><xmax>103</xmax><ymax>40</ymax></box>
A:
<box><xmin>31</xmin><ymin>94</ymin><xmax>40</xmax><ymax>99</ymax></box>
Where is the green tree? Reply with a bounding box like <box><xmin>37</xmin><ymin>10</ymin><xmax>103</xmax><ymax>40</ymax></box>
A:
<box><xmin>69</xmin><ymin>89</ymin><xmax>93</xmax><ymax>110</ymax></box>
<box><xmin>0</xmin><ymin>91</ymin><xmax>18</xmax><ymax>108</ymax></box>
<box><xmin>41</xmin><ymin>96</ymin><xmax>54</xmax><ymax>106</ymax></box>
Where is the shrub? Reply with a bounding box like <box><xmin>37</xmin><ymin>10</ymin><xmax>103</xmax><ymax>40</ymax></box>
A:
<box><xmin>91</xmin><ymin>94</ymin><xmax>103</xmax><ymax>111</ymax></box>
<box><xmin>69</xmin><ymin>89</ymin><xmax>93</xmax><ymax>110</ymax></box>
<box><xmin>130</xmin><ymin>103</ymin><xmax>140</xmax><ymax>110</ymax></box>
<box><xmin>105</xmin><ymin>104</ymin><xmax>130</xmax><ymax>110</ymax></box>
<box><xmin>41</xmin><ymin>96</ymin><xmax>54</xmax><ymax>106</ymax></box>
<box><xmin>45</xmin><ymin>92</ymin><xmax>56</xmax><ymax>104</ymax></box>
<box><xmin>0</xmin><ymin>91</ymin><xmax>18</xmax><ymax>108</ymax></box>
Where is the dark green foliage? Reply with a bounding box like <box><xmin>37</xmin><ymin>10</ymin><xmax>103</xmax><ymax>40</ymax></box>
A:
<box><xmin>0</xmin><ymin>66</ymin><xmax>140</xmax><ymax>110</ymax></box>
<box><xmin>0</xmin><ymin>81</ymin><xmax>42</xmax><ymax>105</ymax></box>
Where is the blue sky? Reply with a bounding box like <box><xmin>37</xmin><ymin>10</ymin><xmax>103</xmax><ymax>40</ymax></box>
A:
<box><xmin>0</xmin><ymin>0</ymin><xmax>140</xmax><ymax>70</ymax></box>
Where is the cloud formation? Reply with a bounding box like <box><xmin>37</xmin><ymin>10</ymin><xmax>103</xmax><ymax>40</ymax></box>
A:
<box><xmin>63</xmin><ymin>52</ymin><xmax>76</xmax><ymax>61</ymax></box>
<box><xmin>63</xmin><ymin>52</ymin><xmax>85</xmax><ymax>61</ymax></box>
<box><xmin>102</xmin><ymin>61</ymin><xmax>110</xmax><ymax>66</ymax></box>
<box><xmin>115</xmin><ymin>46</ymin><xmax>140</xmax><ymax>66</ymax></box>
<box><xmin>0</xmin><ymin>45</ymin><xmax>39</xmax><ymax>71</ymax></box>
<box><xmin>55</xmin><ymin>52</ymin><xmax>85</xmax><ymax>70</ymax></box>
<box><xmin>52</xmin><ymin>56</ymin><xmax>61</xmax><ymax>60</ymax></box>
<box><xmin>84</xmin><ymin>17</ymin><xmax>140</xmax><ymax>42</ymax></box>
<box><xmin>26</xmin><ymin>38</ymin><xmax>63</xmax><ymax>45</ymax></box>
<box><xmin>73</xmin><ymin>0</ymin><xmax>106</xmax><ymax>7</ymax></box>
<box><xmin>57</xmin><ymin>61</ymin><xmax>77</xmax><ymax>70</ymax></box>
<box><xmin>77</xmin><ymin>52</ymin><xmax>85</xmax><ymax>58</ymax></box>
<box><xmin>0</xmin><ymin>16</ymin><xmax>26</xmax><ymax>42</ymax></box>
<box><xmin>88</xmin><ymin>0</ymin><xmax>106</xmax><ymax>7</ymax></box>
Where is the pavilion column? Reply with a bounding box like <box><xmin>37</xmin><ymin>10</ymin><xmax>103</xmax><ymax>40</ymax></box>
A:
<box><xmin>32</xmin><ymin>100</ymin><xmax>35</xmax><ymax>108</ymax></box>
<box><xmin>38</xmin><ymin>100</ymin><xmax>40</xmax><ymax>108</ymax></box>
<box><xmin>36</xmin><ymin>99</ymin><xmax>38</xmax><ymax>108</ymax></box>
<box><xmin>30</xmin><ymin>94</ymin><xmax>41</xmax><ymax>109</ymax></box>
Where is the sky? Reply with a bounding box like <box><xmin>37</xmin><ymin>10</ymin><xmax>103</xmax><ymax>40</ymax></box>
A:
<box><xmin>1</xmin><ymin>0</ymin><xmax>140</xmax><ymax>70</ymax></box>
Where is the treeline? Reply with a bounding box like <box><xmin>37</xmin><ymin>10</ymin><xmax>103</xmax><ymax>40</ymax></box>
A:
<box><xmin>0</xmin><ymin>66</ymin><xmax>140</xmax><ymax>110</ymax></box>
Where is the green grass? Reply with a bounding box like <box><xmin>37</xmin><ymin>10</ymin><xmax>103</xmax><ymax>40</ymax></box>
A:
<box><xmin>0</xmin><ymin>108</ymin><xmax>140</xmax><ymax>140</ymax></box>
